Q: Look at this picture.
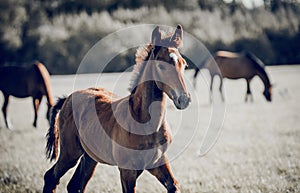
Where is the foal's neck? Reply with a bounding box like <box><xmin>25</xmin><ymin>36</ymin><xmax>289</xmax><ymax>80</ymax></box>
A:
<box><xmin>129</xmin><ymin>81</ymin><xmax>165</xmax><ymax>124</ymax></box>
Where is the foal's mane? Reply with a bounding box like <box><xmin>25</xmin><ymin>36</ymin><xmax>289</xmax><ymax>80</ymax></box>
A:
<box><xmin>129</xmin><ymin>31</ymin><xmax>174</xmax><ymax>92</ymax></box>
<box><xmin>129</xmin><ymin>44</ymin><xmax>153</xmax><ymax>92</ymax></box>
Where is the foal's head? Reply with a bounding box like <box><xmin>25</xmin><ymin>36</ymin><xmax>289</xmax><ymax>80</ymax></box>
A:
<box><xmin>148</xmin><ymin>25</ymin><xmax>191</xmax><ymax>109</ymax></box>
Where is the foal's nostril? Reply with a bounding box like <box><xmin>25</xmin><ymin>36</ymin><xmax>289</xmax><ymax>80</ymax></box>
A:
<box><xmin>177</xmin><ymin>93</ymin><xmax>190</xmax><ymax>109</ymax></box>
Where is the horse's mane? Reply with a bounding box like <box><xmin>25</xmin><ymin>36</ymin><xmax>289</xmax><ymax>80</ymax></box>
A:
<box><xmin>129</xmin><ymin>44</ymin><xmax>153</xmax><ymax>92</ymax></box>
<box><xmin>34</xmin><ymin>62</ymin><xmax>54</xmax><ymax>106</ymax></box>
<box><xmin>129</xmin><ymin>31</ymin><xmax>174</xmax><ymax>92</ymax></box>
<box><xmin>244</xmin><ymin>51</ymin><xmax>265</xmax><ymax>69</ymax></box>
<box><xmin>245</xmin><ymin>52</ymin><xmax>271</xmax><ymax>86</ymax></box>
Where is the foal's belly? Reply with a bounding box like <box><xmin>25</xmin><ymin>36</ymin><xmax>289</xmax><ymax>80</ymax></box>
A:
<box><xmin>79</xmin><ymin>128</ymin><xmax>168</xmax><ymax>170</ymax></box>
<box><xmin>112</xmin><ymin>142</ymin><xmax>167</xmax><ymax>170</ymax></box>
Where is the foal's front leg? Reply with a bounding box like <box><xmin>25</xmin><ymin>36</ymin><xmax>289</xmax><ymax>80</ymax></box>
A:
<box><xmin>119</xmin><ymin>168</ymin><xmax>143</xmax><ymax>193</ymax></box>
<box><xmin>147</xmin><ymin>161</ymin><xmax>180</xmax><ymax>193</ymax></box>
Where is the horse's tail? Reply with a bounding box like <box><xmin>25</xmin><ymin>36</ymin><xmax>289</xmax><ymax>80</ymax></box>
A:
<box><xmin>34</xmin><ymin>61</ymin><xmax>54</xmax><ymax>107</ymax></box>
<box><xmin>46</xmin><ymin>97</ymin><xmax>67</xmax><ymax>162</ymax></box>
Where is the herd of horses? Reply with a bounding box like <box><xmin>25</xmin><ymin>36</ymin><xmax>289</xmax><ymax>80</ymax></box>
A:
<box><xmin>0</xmin><ymin>25</ymin><xmax>273</xmax><ymax>193</ymax></box>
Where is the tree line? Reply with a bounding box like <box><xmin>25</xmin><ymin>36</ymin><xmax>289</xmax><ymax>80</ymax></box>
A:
<box><xmin>0</xmin><ymin>0</ymin><xmax>299</xmax><ymax>74</ymax></box>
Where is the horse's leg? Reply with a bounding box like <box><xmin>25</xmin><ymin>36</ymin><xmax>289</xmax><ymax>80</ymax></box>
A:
<box><xmin>193</xmin><ymin>68</ymin><xmax>200</xmax><ymax>88</ymax></box>
<box><xmin>218</xmin><ymin>75</ymin><xmax>225</xmax><ymax>102</ymax></box>
<box><xmin>147</xmin><ymin>161</ymin><xmax>180</xmax><ymax>193</ymax></box>
<box><xmin>119</xmin><ymin>168</ymin><xmax>143</xmax><ymax>193</ymax></box>
<box><xmin>43</xmin><ymin>130</ymin><xmax>83</xmax><ymax>193</ymax></box>
<box><xmin>245</xmin><ymin>79</ymin><xmax>253</xmax><ymax>102</ymax></box>
<box><xmin>67</xmin><ymin>153</ymin><xmax>97</xmax><ymax>193</ymax></box>
<box><xmin>43</xmin><ymin>156</ymin><xmax>80</xmax><ymax>193</ymax></box>
<box><xmin>209</xmin><ymin>75</ymin><xmax>214</xmax><ymax>103</ymax></box>
<box><xmin>32</xmin><ymin>93</ymin><xmax>42</xmax><ymax>127</ymax></box>
<box><xmin>1</xmin><ymin>93</ymin><xmax>11</xmax><ymax>129</ymax></box>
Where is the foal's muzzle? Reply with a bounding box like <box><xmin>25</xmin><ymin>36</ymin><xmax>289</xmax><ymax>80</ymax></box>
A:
<box><xmin>174</xmin><ymin>93</ymin><xmax>191</xmax><ymax>110</ymax></box>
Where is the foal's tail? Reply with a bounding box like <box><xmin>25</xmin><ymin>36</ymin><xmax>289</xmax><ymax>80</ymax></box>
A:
<box><xmin>45</xmin><ymin>97</ymin><xmax>67</xmax><ymax>162</ymax></box>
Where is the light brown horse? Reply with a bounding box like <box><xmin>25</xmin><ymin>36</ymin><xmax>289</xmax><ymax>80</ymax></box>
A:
<box><xmin>193</xmin><ymin>51</ymin><xmax>272</xmax><ymax>102</ymax></box>
<box><xmin>43</xmin><ymin>25</ymin><xmax>191</xmax><ymax>193</ymax></box>
<box><xmin>0</xmin><ymin>61</ymin><xmax>54</xmax><ymax>129</ymax></box>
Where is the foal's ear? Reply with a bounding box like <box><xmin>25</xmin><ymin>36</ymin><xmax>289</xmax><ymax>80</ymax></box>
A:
<box><xmin>171</xmin><ymin>24</ymin><xmax>183</xmax><ymax>48</ymax></box>
<box><xmin>151</xmin><ymin>26</ymin><xmax>162</xmax><ymax>45</ymax></box>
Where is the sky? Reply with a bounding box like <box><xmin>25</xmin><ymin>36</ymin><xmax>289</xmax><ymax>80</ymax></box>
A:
<box><xmin>223</xmin><ymin>0</ymin><xmax>264</xmax><ymax>9</ymax></box>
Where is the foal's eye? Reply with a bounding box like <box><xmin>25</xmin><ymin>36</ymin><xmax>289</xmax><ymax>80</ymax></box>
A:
<box><xmin>158</xmin><ymin>63</ymin><xmax>166</xmax><ymax>70</ymax></box>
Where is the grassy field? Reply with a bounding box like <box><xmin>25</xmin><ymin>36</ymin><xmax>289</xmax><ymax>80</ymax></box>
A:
<box><xmin>0</xmin><ymin>65</ymin><xmax>299</xmax><ymax>193</ymax></box>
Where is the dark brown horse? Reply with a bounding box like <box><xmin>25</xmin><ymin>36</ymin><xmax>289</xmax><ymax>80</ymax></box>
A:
<box><xmin>43</xmin><ymin>25</ymin><xmax>191</xmax><ymax>193</ymax></box>
<box><xmin>193</xmin><ymin>51</ymin><xmax>272</xmax><ymax>102</ymax></box>
<box><xmin>0</xmin><ymin>61</ymin><xmax>54</xmax><ymax>129</ymax></box>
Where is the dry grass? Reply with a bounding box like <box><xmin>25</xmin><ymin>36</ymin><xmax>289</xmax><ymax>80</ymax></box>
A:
<box><xmin>0</xmin><ymin>65</ymin><xmax>299</xmax><ymax>193</ymax></box>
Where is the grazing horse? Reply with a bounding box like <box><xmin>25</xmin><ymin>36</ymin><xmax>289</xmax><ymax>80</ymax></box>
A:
<box><xmin>193</xmin><ymin>51</ymin><xmax>272</xmax><ymax>102</ymax></box>
<box><xmin>43</xmin><ymin>25</ymin><xmax>191</xmax><ymax>193</ymax></box>
<box><xmin>0</xmin><ymin>61</ymin><xmax>54</xmax><ymax>129</ymax></box>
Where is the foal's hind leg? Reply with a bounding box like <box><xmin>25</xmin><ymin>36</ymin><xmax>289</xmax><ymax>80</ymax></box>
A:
<box><xmin>32</xmin><ymin>93</ymin><xmax>42</xmax><ymax>127</ymax></box>
<box><xmin>43</xmin><ymin>156</ymin><xmax>80</xmax><ymax>193</ymax></box>
<box><xmin>67</xmin><ymin>153</ymin><xmax>97</xmax><ymax>193</ymax></box>
<box><xmin>1</xmin><ymin>93</ymin><xmax>12</xmax><ymax>129</ymax></box>
<box><xmin>43</xmin><ymin>133</ymin><xmax>83</xmax><ymax>193</ymax></box>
